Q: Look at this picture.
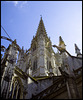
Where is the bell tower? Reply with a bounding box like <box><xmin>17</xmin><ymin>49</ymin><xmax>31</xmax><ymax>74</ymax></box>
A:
<box><xmin>30</xmin><ymin>17</ymin><xmax>56</xmax><ymax>77</ymax></box>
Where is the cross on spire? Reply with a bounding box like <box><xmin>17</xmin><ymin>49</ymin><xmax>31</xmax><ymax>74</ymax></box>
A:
<box><xmin>40</xmin><ymin>15</ymin><xmax>42</xmax><ymax>19</ymax></box>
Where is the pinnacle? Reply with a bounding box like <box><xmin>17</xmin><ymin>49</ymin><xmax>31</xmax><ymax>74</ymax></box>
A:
<box><xmin>74</xmin><ymin>44</ymin><xmax>80</xmax><ymax>51</ymax></box>
<box><xmin>59</xmin><ymin>36</ymin><xmax>64</xmax><ymax>42</ymax></box>
<box><xmin>59</xmin><ymin>36</ymin><xmax>66</xmax><ymax>47</ymax></box>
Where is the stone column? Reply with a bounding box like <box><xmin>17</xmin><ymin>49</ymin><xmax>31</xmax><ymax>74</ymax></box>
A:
<box><xmin>1</xmin><ymin>80</ymin><xmax>5</xmax><ymax>95</ymax></box>
<box><xmin>15</xmin><ymin>85</ymin><xmax>19</xmax><ymax>99</ymax></box>
<box><xmin>6</xmin><ymin>81</ymin><xmax>11</xmax><ymax>99</ymax></box>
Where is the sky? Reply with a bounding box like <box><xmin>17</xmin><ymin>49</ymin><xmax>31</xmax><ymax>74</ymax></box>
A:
<box><xmin>1</xmin><ymin>1</ymin><xmax>82</xmax><ymax>56</ymax></box>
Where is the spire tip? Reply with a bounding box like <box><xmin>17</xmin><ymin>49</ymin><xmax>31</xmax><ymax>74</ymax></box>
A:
<box><xmin>40</xmin><ymin>15</ymin><xmax>42</xmax><ymax>19</ymax></box>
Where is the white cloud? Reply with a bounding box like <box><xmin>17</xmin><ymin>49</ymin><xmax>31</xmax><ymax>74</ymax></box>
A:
<box><xmin>6</xmin><ymin>1</ymin><xmax>28</xmax><ymax>8</ymax></box>
<box><xmin>13</xmin><ymin>1</ymin><xmax>18</xmax><ymax>6</ymax></box>
<box><xmin>6</xmin><ymin>1</ymin><xmax>18</xmax><ymax>6</ymax></box>
<box><xmin>20</xmin><ymin>1</ymin><xmax>28</xmax><ymax>8</ymax></box>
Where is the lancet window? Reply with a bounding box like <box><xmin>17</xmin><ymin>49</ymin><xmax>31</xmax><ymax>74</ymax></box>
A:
<box><xmin>47</xmin><ymin>58</ymin><xmax>52</xmax><ymax>71</ymax></box>
<box><xmin>33</xmin><ymin>59</ymin><xmax>37</xmax><ymax>71</ymax></box>
<box><xmin>9</xmin><ymin>79</ymin><xmax>21</xmax><ymax>99</ymax></box>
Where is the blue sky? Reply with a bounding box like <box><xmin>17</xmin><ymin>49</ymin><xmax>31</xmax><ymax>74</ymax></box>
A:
<box><xmin>1</xmin><ymin>1</ymin><xmax>82</xmax><ymax>56</ymax></box>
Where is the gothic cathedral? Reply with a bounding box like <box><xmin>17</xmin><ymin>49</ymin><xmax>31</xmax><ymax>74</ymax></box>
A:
<box><xmin>1</xmin><ymin>17</ymin><xmax>82</xmax><ymax>99</ymax></box>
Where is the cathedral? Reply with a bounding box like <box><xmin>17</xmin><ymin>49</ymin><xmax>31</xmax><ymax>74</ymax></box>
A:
<box><xmin>1</xmin><ymin>17</ymin><xmax>82</xmax><ymax>99</ymax></box>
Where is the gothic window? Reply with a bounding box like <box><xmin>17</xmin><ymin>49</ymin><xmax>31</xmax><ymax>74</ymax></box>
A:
<box><xmin>29</xmin><ymin>59</ymin><xmax>31</xmax><ymax>66</ymax></box>
<box><xmin>49</xmin><ymin>61</ymin><xmax>52</xmax><ymax>69</ymax></box>
<box><xmin>47</xmin><ymin>59</ymin><xmax>52</xmax><ymax>71</ymax></box>
<box><xmin>26</xmin><ymin>59</ymin><xmax>32</xmax><ymax>72</ymax></box>
<box><xmin>47</xmin><ymin>59</ymin><xmax>49</xmax><ymax>70</ymax></box>
<box><xmin>10</xmin><ymin>81</ymin><xmax>21</xmax><ymax>99</ymax></box>
<box><xmin>33</xmin><ymin>59</ymin><xmax>37</xmax><ymax>71</ymax></box>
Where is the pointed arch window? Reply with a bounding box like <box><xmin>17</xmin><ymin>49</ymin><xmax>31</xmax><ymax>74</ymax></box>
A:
<box><xmin>47</xmin><ymin>59</ymin><xmax>49</xmax><ymax>70</ymax></box>
<box><xmin>47</xmin><ymin>58</ymin><xmax>52</xmax><ymax>71</ymax></box>
<box><xmin>49</xmin><ymin>61</ymin><xmax>52</xmax><ymax>69</ymax></box>
<box><xmin>10</xmin><ymin>80</ymin><xmax>22</xmax><ymax>99</ymax></box>
<box><xmin>33</xmin><ymin>59</ymin><xmax>37</xmax><ymax>71</ymax></box>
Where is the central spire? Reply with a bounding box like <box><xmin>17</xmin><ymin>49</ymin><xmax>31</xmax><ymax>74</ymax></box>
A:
<box><xmin>36</xmin><ymin>16</ymin><xmax>47</xmax><ymax>36</ymax></box>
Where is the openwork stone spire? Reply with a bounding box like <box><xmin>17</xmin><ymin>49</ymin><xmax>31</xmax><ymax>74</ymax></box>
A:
<box><xmin>36</xmin><ymin>17</ymin><xmax>47</xmax><ymax>36</ymax></box>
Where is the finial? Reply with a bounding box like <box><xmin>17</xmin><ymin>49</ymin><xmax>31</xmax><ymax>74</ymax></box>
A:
<box><xmin>40</xmin><ymin>15</ymin><xmax>42</xmax><ymax>19</ymax></box>
<box><xmin>59</xmin><ymin>36</ymin><xmax>63</xmax><ymax>42</ymax></box>
<box><xmin>12</xmin><ymin>39</ymin><xmax>17</xmax><ymax>44</ymax></box>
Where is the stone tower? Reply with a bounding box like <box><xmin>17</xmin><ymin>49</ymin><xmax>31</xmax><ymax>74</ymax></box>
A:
<box><xmin>29</xmin><ymin>17</ymin><xmax>56</xmax><ymax>77</ymax></box>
